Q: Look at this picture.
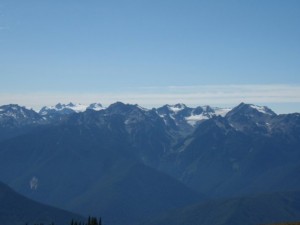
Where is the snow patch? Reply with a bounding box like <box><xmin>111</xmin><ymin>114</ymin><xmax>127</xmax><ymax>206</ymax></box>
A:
<box><xmin>167</xmin><ymin>104</ymin><xmax>186</xmax><ymax>114</ymax></box>
<box><xmin>66</xmin><ymin>103</ymin><xmax>87</xmax><ymax>112</ymax></box>
<box><xmin>214</xmin><ymin>108</ymin><xmax>232</xmax><ymax>117</ymax></box>
<box><xmin>88</xmin><ymin>103</ymin><xmax>105</xmax><ymax>111</ymax></box>
<box><xmin>185</xmin><ymin>114</ymin><xmax>210</xmax><ymax>126</ymax></box>
<box><xmin>250</xmin><ymin>105</ymin><xmax>272</xmax><ymax>115</ymax></box>
<box><xmin>40</xmin><ymin>102</ymin><xmax>106</xmax><ymax>114</ymax></box>
<box><xmin>43</xmin><ymin>103</ymin><xmax>86</xmax><ymax>112</ymax></box>
<box><xmin>185</xmin><ymin>107</ymin><xmax>231</xmax><ymax>126</ymax></box>
<box><xmin>30</xmin><ymin>176</ymin><xmax>39</xmax><ymax>190</ymax></box>
<box><xmin>168</xmin><ymin>106</ymin><xmax>182</xmax><ymax>113</ymax></box>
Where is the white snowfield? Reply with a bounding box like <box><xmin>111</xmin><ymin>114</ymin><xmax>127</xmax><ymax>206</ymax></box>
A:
<box><xmin>185</xmin><ymin>107</ymin><xmax>232</xmax><ymax>126</ymax></box>
<box><xmin>167</xmin><ymin>104</ymin><xmax>186</xmax><ymax>114</ymax></box>
<box><xmin>38</xmin><ymin>103</ymin><xmax>234</xmax><ymax>126</ymax></box>
<box><xmin>214</xmin><ymin>108</ymin><xmax>232</xmax><ymax>117</ymax></box>
<box><xmin>40</xmin><ymin>103</ymin><xmax>105</xmax><ymax>114</ymax></box>
<box><xmin>154</xmin><ymin>104</ymin><xmax>233</xmax><ymax>126</ymax></box>
<box><xmin>185</xmin><ymin>114</ymin><xmax>210</xmax><ymax>126</ymax></box>
<box><xmin>249</xmin><ymin>104</ymin><xmax>273</xmax><ymax>115</ymax></box>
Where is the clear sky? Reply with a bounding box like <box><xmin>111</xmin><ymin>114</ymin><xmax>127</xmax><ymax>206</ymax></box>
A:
<box><xmin>0</xmin><ymin>0</ymin><xmax>300</xmax><ymax>113</ymax></box>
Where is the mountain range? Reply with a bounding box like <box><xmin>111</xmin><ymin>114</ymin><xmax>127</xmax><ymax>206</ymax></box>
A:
<box><xmin>0</xmin><ymin>102</ymin><xmax>300</xmax><ymax>225</ymax></box>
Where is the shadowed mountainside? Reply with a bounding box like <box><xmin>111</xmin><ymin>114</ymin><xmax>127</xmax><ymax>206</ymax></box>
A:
<box><xmin>0</xmin><ymin>181</ymin><xmax>84</xmax><ymax>225</ymax></box>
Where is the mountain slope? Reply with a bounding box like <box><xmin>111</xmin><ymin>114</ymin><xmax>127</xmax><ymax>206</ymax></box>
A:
<box><xmin>269</xmin><ymin>223</ymin><xmax>300</xmax><ymax>225</ymax></box>
<box><xmin>0</xmin><ymin>104</ymin><xmax>44</xmax><ymax>141</ymax></box>
<box><xmin>0</xmin><ymin>181</ymin><xmax>83</xmax><ymax>225</ymax></box>
<box><xmin>0</xmin><ymin>112</ymin><xmax>202</xmax><ymax>225</ymax></box>
<box><xmin>145</xmin><ymin>191</ymin><xmax>300</xmax><ymax>225</ymax></box>
<box><xmin>163</xmin><ymin>104</ymin><xmax>300</xmax><ymax>197</ymax></box>
<box><xmin>69</xmin><ymin>161</ymin><xmax>202</xmax><ymax>225</ymax></box>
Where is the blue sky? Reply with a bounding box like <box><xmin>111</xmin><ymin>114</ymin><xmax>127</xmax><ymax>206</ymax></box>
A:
<box><xmin>0</xmin><ymin>0</ymin><xmax>300</xmax><ymax>112</ymax></box>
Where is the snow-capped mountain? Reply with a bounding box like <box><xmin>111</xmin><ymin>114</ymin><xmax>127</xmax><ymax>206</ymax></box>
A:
<box><xmin>156</xmin><ymin>103</ymin><xmax>232</xmax><ymax>127</ymax></box>
<box><xmin>0</xmin><ymin>102</ymin><xmax>280</xmax><ymax>131</ymax></box>
<box><xmin>0</xmin><ymin>104</ymin><xmax>44</xmax><ymax>141</ymax></box>
<box><xmin>226</xmin><ymin>102</ymin><xmax>276</xmax><ymax>117</ymax></box>
<box><xmin>39</xmin><ymin>103</ymin><xmax>85</xmax><ymax>116</ymax></box>
<box><xmin>0</xmin><ymin>104</ymin><xmax>42</xmax><ymax>126</ymax></box>
<box><xmin>87</xmin><ymin>103</ymin><xmax>105</xmax><ymax>111</ymax></box>
<box><xmin>225</xmin><ymin>103</ymin><xmax>277</xmax><ymax>132</ymax></box>
<box><xmin>39</xmin><ymin>102</ymin><xmax>104</xmax><ymax>116</ymax></box>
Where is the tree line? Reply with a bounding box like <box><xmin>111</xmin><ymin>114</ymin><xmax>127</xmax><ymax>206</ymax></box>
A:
<box><xmin>26</xmin><ymin>216</ymin><xmax>102</xmax><ymax>225</ymax></box>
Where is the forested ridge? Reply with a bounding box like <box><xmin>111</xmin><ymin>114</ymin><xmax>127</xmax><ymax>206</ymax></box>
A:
<box><xmin>27</xmin><ymin>217</ymin><xmax>102</xmax><ymax>225</ymax></box>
